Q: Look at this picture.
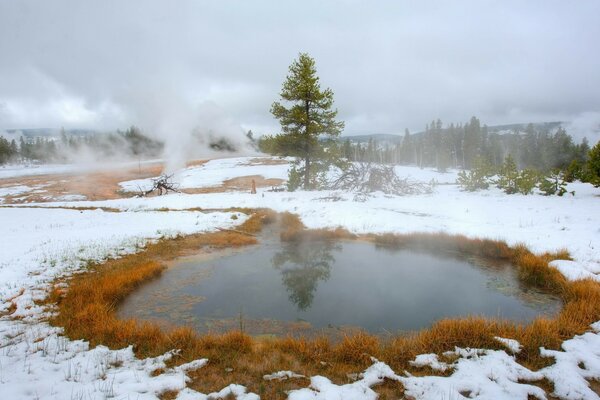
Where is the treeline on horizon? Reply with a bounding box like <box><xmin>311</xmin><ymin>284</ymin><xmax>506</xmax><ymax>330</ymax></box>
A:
<box><xmin>0</xmin><ymin>127</ymin><xmax>163</xmax><ymax>164</ymax></box>
<box><xmin>337</xmin><ymin>117</ymin><xmax>592</xmax><ymax>173</ymax></box>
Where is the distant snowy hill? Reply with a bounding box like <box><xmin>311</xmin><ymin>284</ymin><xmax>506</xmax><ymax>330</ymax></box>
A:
<box><xmin>485</xmin><ymin>121</ymin><xmax>563</xmax><ymax>136</ymax></box>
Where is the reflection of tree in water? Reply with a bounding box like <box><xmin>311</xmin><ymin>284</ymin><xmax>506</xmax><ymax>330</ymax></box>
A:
<box><xmin>272</xmin><ymin>241</ymin><xmax>338</xmax><ymax>311</ymax></box>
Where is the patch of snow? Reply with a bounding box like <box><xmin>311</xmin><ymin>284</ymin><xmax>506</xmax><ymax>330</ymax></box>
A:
<box><xmin>400</xmin><ymin>347</ymin><xmax>546</xmax><ymax>400</ymax></box>
<box><xmin>0</xmin><ymin>327</ymin><xmax>202</xmax><ymax>400</ymax></box>
<box><xmin>393</xmin><ymin>164</ymin><xmax>460</xmax><ymax>184</ymax></box>
<box><xmin>176</xmin><ymin>359</ymin><xmax>209</xmax><ymax>373</ymax></box>
<box><xmin>55</xmin><ymin>194</ymin><xmax>87</xmax><ymax>201</ymax></box>
<box><xmin>550</xmin><ymin>260</ymin><xmax>600</xmax><ymax>282</ymax></box>
<box><xmin>540</xmin><ymin>322</ymin><xmax>600</xmax><ymax>399</ymax></box>
<box><xmin>0</xmin><ymin>207</ymin><xmax>246</xmax><ymax>399</ymax></box>
<box><xmin>0</xmin><ymin>159</ymin><xmax>163</xmax><ymax>179</ymax></box>
<box><xmin>288</xmin><ymin>353</ymin><xmax>546</xmax><ymax>400</ymax></box>
<box><xmin>176</xmin><ymin>384</ymin><xmax>259</xmax><ymax>400</ymax></box>
<box><xmin>0</xmin><ymin>185</ymin><xmax>32</xmax><ymax>202</ymax></box>
<box><xmin>263</xmin><ymin>371</ymin><xmax>306</xmax><ymax>381</ymax></box>
<box><xmin>494</xmin><ymin>337</ymin><xmax>522</xmax><ymax>354</ymax></box>
<box><xmin>409</xmin><ymin>353</ymin><xmax>450</xmax><ymax>371</ymax></box>
<box><xmin>0</xmin><ymin>164</ymin><xmax>81</xmax><ymax>179</ymax></box>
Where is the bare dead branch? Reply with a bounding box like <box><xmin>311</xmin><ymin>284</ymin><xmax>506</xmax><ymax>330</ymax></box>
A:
<box><xmin>330</xmin><ymin>163</ymin><xmax>433</xmax><ymax>195</ymax></box>
<box><xmin>135</xmin><ymin>174</ymin><xmax>181</xmax><ymax>197</ymax></box>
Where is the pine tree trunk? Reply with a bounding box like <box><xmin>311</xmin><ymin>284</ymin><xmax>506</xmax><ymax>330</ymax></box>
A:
<box><xmin>304</xmin><ymin>99</ymin><xmax>311</xmax><ymax>190</ymax></box>
<box><xmin>304</xmin><ymin>155</ymin><xmax>311</xmax><ymax>189</ymax></box>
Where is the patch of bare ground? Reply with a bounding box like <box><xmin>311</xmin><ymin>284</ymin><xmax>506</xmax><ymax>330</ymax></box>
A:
<box><xmin>185</xmin><ymin>159</ymin><xmax>209</xmax><ymax>168</ymax></box>
<box><xmin>40</xmin><ymin>210</ymin><xmax>600</xmax><ymax>400</ymax></box>
<box><xmin>241</xmin><ymin>157</ymin><xmax>289</xmax><ymax>166</ymax></box>
<box><xmin>0</xmin><ymin>159</ymin><xmax>212</xmax><ymax>204</ymax></box>
<box><xmin>182</xmin><ymin>175</ymin><xmax>285</xmax><ymax>195</ymax></box>
<box><xmin>590</xmin><ymin>380</ymin><xmax>600</xmax><ymax>396</ymax></box>
<box><xmin>0</xmin><ymin>163</ymin><xmax>164</xmax><ymax>203</ymax></box>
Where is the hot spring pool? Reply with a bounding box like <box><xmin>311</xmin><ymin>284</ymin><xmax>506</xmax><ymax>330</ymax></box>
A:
<box><xmin>118</xmin><ymin>238</ymin><xmax>561</xmax><ymax>337</ymax></box>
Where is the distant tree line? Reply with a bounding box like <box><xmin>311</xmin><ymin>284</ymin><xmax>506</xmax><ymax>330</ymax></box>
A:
<box><xmin>337</xmin><ymin>117</ymin><xmax>591</xmax><ymax>174</ymax></box>
<box><xmin>0</xmin><ymin>126</ymin><xmax>163</xmax><ymax>164</ymax></box>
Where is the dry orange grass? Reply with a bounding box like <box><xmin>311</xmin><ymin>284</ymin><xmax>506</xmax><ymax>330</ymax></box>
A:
<box><xmin>279</xmin><ymin>212</ymin><xmax>354</xmax><ymax>242</ymax></box>
<box><xmin>43</xmin><ymin>210</ymin><xmax>600</xmax><ymax>399</ymax></box>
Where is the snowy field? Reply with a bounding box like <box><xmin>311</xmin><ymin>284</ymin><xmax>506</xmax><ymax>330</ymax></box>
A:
<box><xmin>0</xmin><ymin>159</ymin><xmax>163</xmax><ymax>180</ymax></box>
<box><xmin>119</xmin><ymin>157</ymin><xmax>291</xmax><ymax>192</ymax></box>
<box><xmin>1</xmin><ymin>156</ymin><xmax>600</xmax><ymax>399</ymax></box>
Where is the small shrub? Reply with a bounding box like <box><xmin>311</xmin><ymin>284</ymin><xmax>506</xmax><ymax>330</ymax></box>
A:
<box><xmin>496</xmin><ymin>155</ymin><xmax>519</xmax><ymax>194</ymax></box>
<box><xmin>515</xmin><ymin>169</ymin><xmax>539</xmax><ymax>195</ymax></box>
<box><xmin>539</xmin><ymin>170</ymin><xmax>567</xmax><ymax>196</ymax></box>
<box><xmin>457</xmin><ymin>157</ymin><xmax>495</xmax><ymax>191</ymax></box>
<box><xmin>587</xmin><ymin>141</ymin><xmax>600</xmax><ymax>187</ymax></box>
<box><xmin>564</xmin><ymin>159</ymin><xmax>582</xmax><ymax>182</ymax></box>
<box><xmin>286</xmin><ymin>166</ymin><xmax>303</xmax><ymax>192</ymax></box>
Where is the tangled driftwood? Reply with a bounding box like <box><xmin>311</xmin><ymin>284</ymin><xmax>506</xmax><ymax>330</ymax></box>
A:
<box><xmin>330</xmin><ymin>163</ymin><xmax>432</xmax><ymax>195</ymax></box>
<box><xmin>136</xmin><ymin>174</ymin><xmax>180</xmax><ymax>197</ymax></box>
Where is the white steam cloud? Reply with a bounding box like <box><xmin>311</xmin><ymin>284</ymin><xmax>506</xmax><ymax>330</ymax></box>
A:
<box><xmin>116</xmin><ymin>86</ymin><xmax>255</xmax><ymax>173</ymax></box>
<box><xmin>563</xmin><ymin>112</ymin><xmax>600</xmax><ymax>145</ymax></box>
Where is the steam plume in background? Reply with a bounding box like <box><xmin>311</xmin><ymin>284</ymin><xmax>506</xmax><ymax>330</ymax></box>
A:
<box><xmin>0</xmin><ymin>85</ymin><xmax>256</xmax><ymax>171</ymax></box>
<box><xmin>564</xmin><ymin>112</ymin><xmax>600</xmax><ymax>144</ymax></box>
<box><xmin>116</xmin><ymin>85</ymin><xmax>255</xmax><ymax>172</ymax></box>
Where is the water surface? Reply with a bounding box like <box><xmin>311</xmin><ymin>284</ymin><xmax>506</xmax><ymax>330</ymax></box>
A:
<box><xmin>118</xmin><ymin>238</ymin><xmax>561</xmax><ymax>336</ymax></box>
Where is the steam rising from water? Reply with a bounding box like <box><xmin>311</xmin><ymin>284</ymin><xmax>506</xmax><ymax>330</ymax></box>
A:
<box><xmin>1</xmin><ymin>88</ymin><xmax>256</xmax><ymax>173</ymax></box>
<box><xmin>117</xmin><ymin>86</ymin><xmax>255</xmax><ymax>173</ymax></box>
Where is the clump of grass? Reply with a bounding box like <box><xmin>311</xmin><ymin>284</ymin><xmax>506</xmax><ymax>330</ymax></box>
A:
<box><xmin>239</xmin><ymin>209</ymin><xmax>277</xmax><ymax>234</ymax></box>
<box><xmin>374</xmin><ymin>232</ymin><xmax>513</xmax><ymax>260</ymax></box>
<box><xmin>279</xmin><ymin>212</ymin><xmax>354</xmax><ymax>242</ymax></box>
<box><xmin>515</xmin><ymin>251</ymin><xmax>567</xmax><ymax>292</ymax></box>
<box><xmin>274</xmin><ymin>335</ymin><xmax>331</xmax><ymax>362</ymax></box>
<box><xmin>279</xmin><ymin>212</ymin><xmax>306</xmax><ymax>241</ymax></box>
<box><xmin>333</xmin><ymin>332</ymin><xmax>380</xmax><ymax>364</ymax></box>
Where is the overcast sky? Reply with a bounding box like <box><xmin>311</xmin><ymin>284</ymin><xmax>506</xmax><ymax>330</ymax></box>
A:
<box><xmin>1</xmin><ymin>0</ymin><xmax>599</xmax><ymax>140</ymax></box>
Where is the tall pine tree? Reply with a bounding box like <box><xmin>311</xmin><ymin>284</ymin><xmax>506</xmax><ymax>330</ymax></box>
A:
<box><xmin>270</xmin><ymin>53</ymin><xmax>344</xmax><ymax>190</ymax></box>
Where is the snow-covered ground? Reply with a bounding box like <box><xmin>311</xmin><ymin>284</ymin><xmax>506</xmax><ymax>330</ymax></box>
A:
<box><xmin>0</xmin><ymin>159</ymin><xmax>163</xmax><ymax>179</ymax></box>
<box><xmin>1</xmin><ymin>156</ymin><xmax>600</xmax><ymax>399</ymax></box>
<box><xmin>119</xmin><ymin>157</ymin><xmax>290</xmax><ymax>192</ymax></box>
<box><xmin>0</xmin><ymin>184</ymin><xmax>33</xmax><ymax>202</ymax></box>
<box><xmin>0</xmin><ymin>163</ymin><xmax>82</xmax><ymax>179</ymax></box>
<box><xmin>118</xmin><ymin>156</ymin><xmax>458</xmax><ymax>193</ymax></box>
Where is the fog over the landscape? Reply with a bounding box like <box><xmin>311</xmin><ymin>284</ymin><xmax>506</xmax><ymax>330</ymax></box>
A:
<box><xmin>1</xmin><ymin>0</ymin><xmax>599</xmax><ymax>142</ymax></box>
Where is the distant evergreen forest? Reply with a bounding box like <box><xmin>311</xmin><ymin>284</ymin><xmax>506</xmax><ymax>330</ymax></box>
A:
<box><xmin>339</xmin><ymin>117</ymin><xmax>592</xmax><ymax>172</ymax></box>
<box><xmin>0</xmin><ymin>127</ymin><xmax>163</xmax><ymax>164</ymax></box>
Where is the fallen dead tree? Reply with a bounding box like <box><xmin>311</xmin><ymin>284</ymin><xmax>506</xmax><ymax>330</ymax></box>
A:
<box><xmin>330</xmin><ymin>162</ymin><xmax>433</xmax><ymax>195</ymax></box>
<box><xmin>136</xmin><ymin>174</ymin><xmax>180</xmax><ymax>197</ymax></box>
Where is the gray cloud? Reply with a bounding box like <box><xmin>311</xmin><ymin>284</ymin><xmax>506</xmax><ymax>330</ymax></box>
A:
<box><xmin>1</xmin><ymin>0</ymin><xmax>599</xmax><ymax>142</ymax></box>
